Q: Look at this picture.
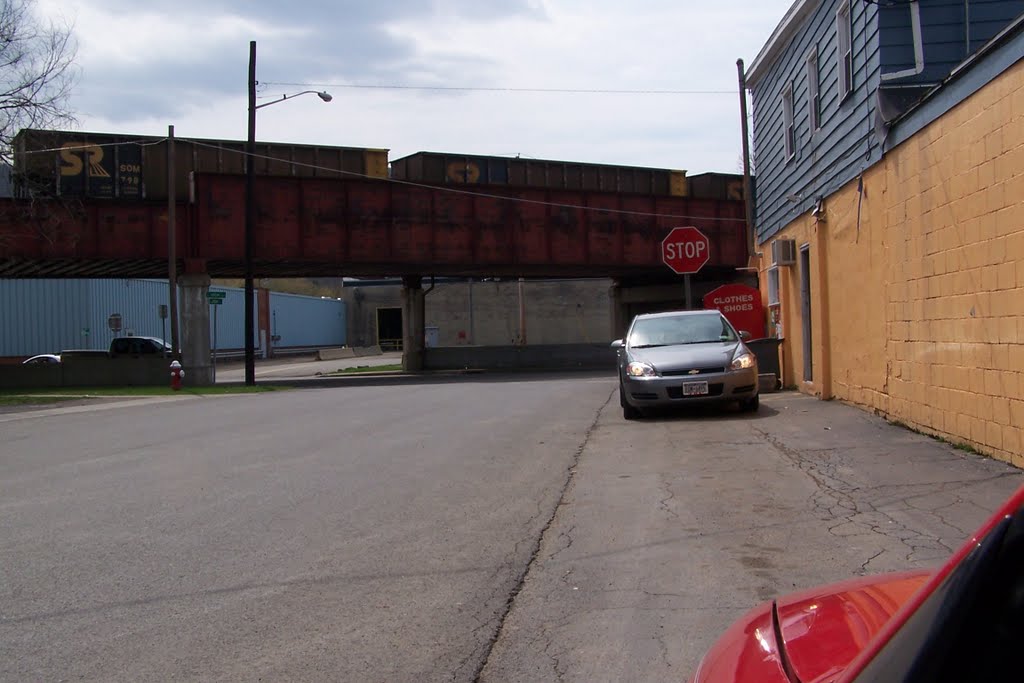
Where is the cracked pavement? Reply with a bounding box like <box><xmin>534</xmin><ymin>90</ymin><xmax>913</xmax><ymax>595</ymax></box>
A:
<box><xmin>478</xmin><ymin>391</ymin><xmax>1022</xmax><ymax>682</ymax></box>
<box><xmin>3</xmin><ymin>378</ymin><xmax>1020</xmax><ymax>682</ymax></box>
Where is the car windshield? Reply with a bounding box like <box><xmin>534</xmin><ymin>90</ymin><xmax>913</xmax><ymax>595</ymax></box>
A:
<box><xmin>628</xmin><ymin>314</ymin><xmax>736</xmax><ymax>348</ymax></box>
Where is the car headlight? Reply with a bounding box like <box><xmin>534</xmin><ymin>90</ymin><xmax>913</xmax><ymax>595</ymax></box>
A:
<box><xmin>626</xmin><ymin>361</ymin><xmax>657</xmax><ymax>377</ymax></box>
<box><xmin>731</xmin><ymin>351</ymin><xmax>756</xmax><ymax>370</ymax></box>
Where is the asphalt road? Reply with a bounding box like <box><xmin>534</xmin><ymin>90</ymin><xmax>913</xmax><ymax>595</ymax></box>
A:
<box><xmin>2</xmin><ymin>375</ymin><xmax>1021</xmax><ymax>682</ymax></box>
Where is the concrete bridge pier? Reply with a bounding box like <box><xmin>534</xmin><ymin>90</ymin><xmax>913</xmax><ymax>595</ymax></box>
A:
<box><xmin>610</xmin><ymin>282</ymin><xmax>628</xmax><ymax>341</ymax></box>
<box><xmin>401</xmin><ymin>275</ymin><xmax>426</xmax><ymax>372</ymax></box>
<box><xmin>179</xmin><ymin>272</ymin><xmax>213</xmax><ymax>386</ymax></box>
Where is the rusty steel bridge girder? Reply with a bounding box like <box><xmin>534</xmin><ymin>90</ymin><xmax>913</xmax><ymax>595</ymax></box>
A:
<box><xmin>0</xmin><ymin>175</ymin><xmax>747</xmax><ymax>279</ymax></box>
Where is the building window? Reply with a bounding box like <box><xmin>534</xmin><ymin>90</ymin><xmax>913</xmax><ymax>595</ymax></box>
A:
<box><xmin>767</xmin><ymin>266</ymin><xmax>780</xmax><ymax>307</ymax></box>
<box><xmin>806</xmin><ymin>47</ymin><xmax>821</xmax><ymax>131</ymax></box>
<box><xmin>783</xmin><ymin>82</ymin><xmax>795</xmax><ymax>160</ymax></box>
<box><xmin>837</xmin><ymin>1</ymin><xmax>853</xmax><ymax>99</ymax></box>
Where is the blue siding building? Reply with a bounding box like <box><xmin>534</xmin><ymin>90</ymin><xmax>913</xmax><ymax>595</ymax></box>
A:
<box><xmin>747</xmin><ymin>0</ymin><xmax>1024</xmax><ymax>242</ymax></box>
<box><xmin>268</xmin><ymin>292</ymin><xmax>347</xmax><ymax>349</ymax></box>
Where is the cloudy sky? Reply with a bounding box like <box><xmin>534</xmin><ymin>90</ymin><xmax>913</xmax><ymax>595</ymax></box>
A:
<box><xmin>39</xmin><ymin>0</ymin><xmax>794</xmax><ymax>175</ymax></box>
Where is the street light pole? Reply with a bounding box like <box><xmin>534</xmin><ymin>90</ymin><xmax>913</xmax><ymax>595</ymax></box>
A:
<box><xmin>244</xmin><ymin>40</ymin><xmax>330</xmax><ymax>385</ymax></box>
<box><xmin>244</xmin><ymin>40</ymin><xmax>257</xmax><ymax>386</ymax></box>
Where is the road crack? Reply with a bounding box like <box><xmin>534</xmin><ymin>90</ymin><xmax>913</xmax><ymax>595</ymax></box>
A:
<box><xmin>469</xmin><ymin>389</ymin><xmax>613</xmax><ymax>683</ymax></box>
<box><xmin>658</xmin><ymin>474</ymin><xmax>680</xmax><ymax>520</ymax></box>
<box><xmin>751</xmin><ymin>426</ymin><xmax>969</xmax><ymax>570</ymax></box>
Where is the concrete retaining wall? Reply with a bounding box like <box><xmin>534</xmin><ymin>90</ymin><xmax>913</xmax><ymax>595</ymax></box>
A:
<box><xmin>317</xmin><ymin>347</ymin><xmax>356</xmax><ymax>361</ymax></box>
<box><xmin>1</xmin><ymin>356</ymin><xmax>173</xmax><ymax>389</ymax></box>
<box><xmin>339</xmin><ymin>279</ymin><xmax>614</xmax><ymax>348</ymax></box>
<box><xmin>424</xmin><ymin>344</ymin><xmax>616</xmax><ymax>371</ymax></box>
<box><xmin>316</xmin><ymin>346</ymin><xmax>382</xmax><ymax>361</ymax></box>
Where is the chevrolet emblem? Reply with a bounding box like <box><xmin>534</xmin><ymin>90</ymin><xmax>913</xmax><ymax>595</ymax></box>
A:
<box><xmin>688</xmin><ymin>369</ymin><xmax>700</xmax><ymax>375</ymax></box>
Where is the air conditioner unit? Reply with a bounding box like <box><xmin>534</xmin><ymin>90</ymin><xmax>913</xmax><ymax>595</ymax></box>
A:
<box><xmin>772</xmin><ymin>239</ymin><xmax>797</xmax><ymax>267</ymax></box>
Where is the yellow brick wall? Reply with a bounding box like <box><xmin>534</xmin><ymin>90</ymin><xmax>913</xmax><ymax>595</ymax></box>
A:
<box><xmin>760</xmin><ymin>58</ymin><xmax>1024</xmax><ymax>467</ymax></box>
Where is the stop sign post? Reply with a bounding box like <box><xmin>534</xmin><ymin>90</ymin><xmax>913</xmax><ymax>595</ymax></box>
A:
<box><xmin>661</xmin><ymin>226</ymin><xmax>710</xmax><ymax>275</ymax></box>
<box><xmin>661</xmin><ymin>227</ymin><xmax>710</xmax><ymax>310</ymax></box>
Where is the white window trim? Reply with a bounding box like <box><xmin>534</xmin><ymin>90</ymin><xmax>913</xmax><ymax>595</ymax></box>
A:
<box><xmin>837</xmin><ymin>1</ymin><xmax>853</xmax><ymax>100</ymax></box>
<box><xmin>767</xmin><ymin>266</ymin><xmax>780</xmax><ymax>307</ymax></box>
<box><xmin>783</xmin><ymin>82</ymin><xmax>795</xmax><ymax>160</ymax></box>
<box><xmin>881</xmin><ymin>0</ymin><xmax>924</xmax><ymax>81</ymax></box>
<box><xmin>806</xmin><ymin>46</ymin><xmax>821</xmax><ymax>131</ymax></box>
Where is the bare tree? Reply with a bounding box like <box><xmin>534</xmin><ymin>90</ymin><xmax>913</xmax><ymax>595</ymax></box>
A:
<box><xmin>0</xmin><ymin>0</ymin><xmax>77</xmax><ymax>165</ymax></box>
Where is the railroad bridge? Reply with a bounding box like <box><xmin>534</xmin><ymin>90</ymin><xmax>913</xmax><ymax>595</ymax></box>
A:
<box><xmin>2</xmin><ymin>132</ymin><xmax>750</xmax><ymax>379</ymax></box>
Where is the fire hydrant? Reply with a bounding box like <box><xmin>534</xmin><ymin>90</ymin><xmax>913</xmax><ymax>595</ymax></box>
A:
<box><xmin>170</xmin><ymin>360</ymin><xmax>184</xmax><ymax>391</ymax></box>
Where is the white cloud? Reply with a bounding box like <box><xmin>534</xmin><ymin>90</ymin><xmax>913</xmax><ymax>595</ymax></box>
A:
<box><xmin>41</xmin><ymin>0</ymin><xmax>795</xmax><ymax>174</ymax></box>
<box><xmin>42</xmin><ymin>2</ymin><xmax>271</xmax><ymax>67</ymax></box>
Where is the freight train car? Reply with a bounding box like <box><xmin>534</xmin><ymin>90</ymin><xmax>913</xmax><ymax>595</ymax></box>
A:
<box><xmin>13</xmin><ymin>129</ymin><xmax>389</xmax><ymax>201</ymax></box>
<box><xmin>686</xmin><ymin>172</ymin><xmax>746</xmax><ymax>201</ymax></box>
<box><xmin>390</xmin><ymin>151</ymin><xmax>693</xmax><ymax>198</ymax></box>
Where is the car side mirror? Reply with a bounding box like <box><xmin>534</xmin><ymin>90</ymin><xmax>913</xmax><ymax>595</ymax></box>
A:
<box><xmin>610</xmin><ymin>339</ymin><xmax>624</xmax><ymax>349</ymax></box>
<box><xmin>739</xmin><ymin>330</ymin><xmax>751</xmax><ymax>341</ymax></box>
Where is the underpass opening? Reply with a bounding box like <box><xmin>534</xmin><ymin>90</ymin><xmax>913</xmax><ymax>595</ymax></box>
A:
<box><xmin>341</xmin><ymin>270</ymin><xmax>760</xmax><ymax>373</ymax></box>
<box><xmin>376</xmin><ymin>307</ymin><xmax>403</xmax><ymax>352</ymax></box>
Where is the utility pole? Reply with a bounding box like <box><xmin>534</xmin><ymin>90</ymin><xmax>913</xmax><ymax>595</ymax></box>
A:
<box><xmin>244</xmin><ymin>40</ymin><xmax>257</xmax><ymax>385</ymax></box>
<box><xmin>737</xmin><ymin>58</ymin><xmax>756</xmax><ymax>261</ymax></box>
<box><xmin>168</xmin><ymin>124</ymin><xmax>180</xmax><ymax>356</ymax></box>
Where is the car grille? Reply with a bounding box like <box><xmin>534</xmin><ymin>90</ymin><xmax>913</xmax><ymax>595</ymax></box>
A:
<box><xmin>661</xmin><ymin>367</ymin><xmax>727</xmax><ymax>377</ymax></box>
<box><xmin>666</xmin><ymin>383</ymin><xmax>724</xmax><ymax>399</ymax></box>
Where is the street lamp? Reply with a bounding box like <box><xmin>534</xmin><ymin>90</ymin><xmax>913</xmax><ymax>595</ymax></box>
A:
<box><xmin>257</xmin><ymin>90</ymin><xmax>333</xmax><ymax>109</ymax></box>
<box><xmin>245</xmin><ymin>40</ymin><xmax>331</xmax><ymax>385</ymax></box>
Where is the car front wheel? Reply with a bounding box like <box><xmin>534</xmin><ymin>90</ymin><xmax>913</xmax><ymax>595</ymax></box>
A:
<box><xmin>741</xmin><ymin>395</ymin><xmax>759</xmax><ymax>412</ymax></box>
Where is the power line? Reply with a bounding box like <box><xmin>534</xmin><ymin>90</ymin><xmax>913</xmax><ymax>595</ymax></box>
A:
<box><xmin>259</xmin><ymin>81</ymin><xmax>733</xmax><ymax>95</ymax></box>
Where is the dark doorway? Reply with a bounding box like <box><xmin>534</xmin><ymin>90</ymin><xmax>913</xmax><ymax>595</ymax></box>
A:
<box><xmin>800</xmin><ymin>245</ymin><xmax>813</xmax><ymax>383</ymax></box>
<box><xmin>376</xmin><ymin>307</ymin><xmax>403</xmax><ymax>351</ymax></box>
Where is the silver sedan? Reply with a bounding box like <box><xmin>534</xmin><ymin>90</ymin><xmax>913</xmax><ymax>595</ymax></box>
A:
<box><xmin>612</xmin><ymin>310</ymin><xmax>759</xmax><ymax>419</ymax></box>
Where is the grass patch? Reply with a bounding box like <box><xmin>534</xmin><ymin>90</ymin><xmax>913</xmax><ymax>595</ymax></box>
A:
<box><xmin>887</xmin><ymin>418</ymin><xmax>983</xmax><ymax>455</ymax></box>
<box><xmin>330</xmin><ymin>364</ymin><xmax>403</xmax><ymax>375</ymax></box>
<box><xmin>953</xmin><ymin>441</ymin><xmax>982</xmax><ymax>456</ymax></box>
<box><xmin>0</xmin><ymin>395</ymin><xmax>81</xmax><ymax>407</ymax></box>
<box><xmin>0</xmin><ymin>385</ymin><xmax>289</xmax><ymax>399</ymax></box>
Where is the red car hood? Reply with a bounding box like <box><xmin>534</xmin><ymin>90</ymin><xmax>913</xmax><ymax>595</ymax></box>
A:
<box><xmin>690</xmin><ymin>571</ymin><xmax>929</xmax><ymax>683</ymax></box>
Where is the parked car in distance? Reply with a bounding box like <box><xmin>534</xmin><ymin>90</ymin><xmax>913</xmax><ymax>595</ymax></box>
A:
<box><xmin>688</xmin><ymin>483</ymin><xmax>1024</xmax><ymax>683</ymax></box>
<box><xmin>611</xmin><ymin>310</ymin><xmax>758</xmax><ymax>419</ymax></box>
<box><xmin>22</xmin><ymin>354</ymin><xmax>61</xmax><ymax>364</ymax></box>
<box><xmin>108</xmin><ymin>336</ymin><xmax>171</xmax><ymax>356</ymax></box>
<box><xmin>22</xmin><ymin>338</ymin><xmax>171</xmax><ymax>363</ymax></box>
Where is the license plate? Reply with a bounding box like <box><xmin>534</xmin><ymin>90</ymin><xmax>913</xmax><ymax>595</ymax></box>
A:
<box><xmin>682</xmin><ymin>381</ymin><xmax>709</xmax><ymax>396</ymax></box>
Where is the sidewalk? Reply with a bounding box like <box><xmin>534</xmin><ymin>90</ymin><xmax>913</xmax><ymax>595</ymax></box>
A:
<box><xmin>479</xmin><ymin>390</ymin><xmax>1024</xmax><ymax>682</ymax></box>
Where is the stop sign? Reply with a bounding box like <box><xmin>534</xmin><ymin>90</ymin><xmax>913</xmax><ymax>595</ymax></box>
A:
<box><xmin>661</xmin><ymin>226</ymin><xmax>710</xmax><ymax>275</ymax></box>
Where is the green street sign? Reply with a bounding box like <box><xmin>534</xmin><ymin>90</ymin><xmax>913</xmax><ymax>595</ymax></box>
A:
<box><xmin>206</xmin><ymin>291</ymin><xmax>226</xmax><ymax>304</ymax></box>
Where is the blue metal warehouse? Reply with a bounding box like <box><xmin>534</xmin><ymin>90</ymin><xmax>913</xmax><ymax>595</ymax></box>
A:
<box><xmin>0</xmin><ymin>279</ymin><xmax>346</xmax><ymax>359</ymax></box>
